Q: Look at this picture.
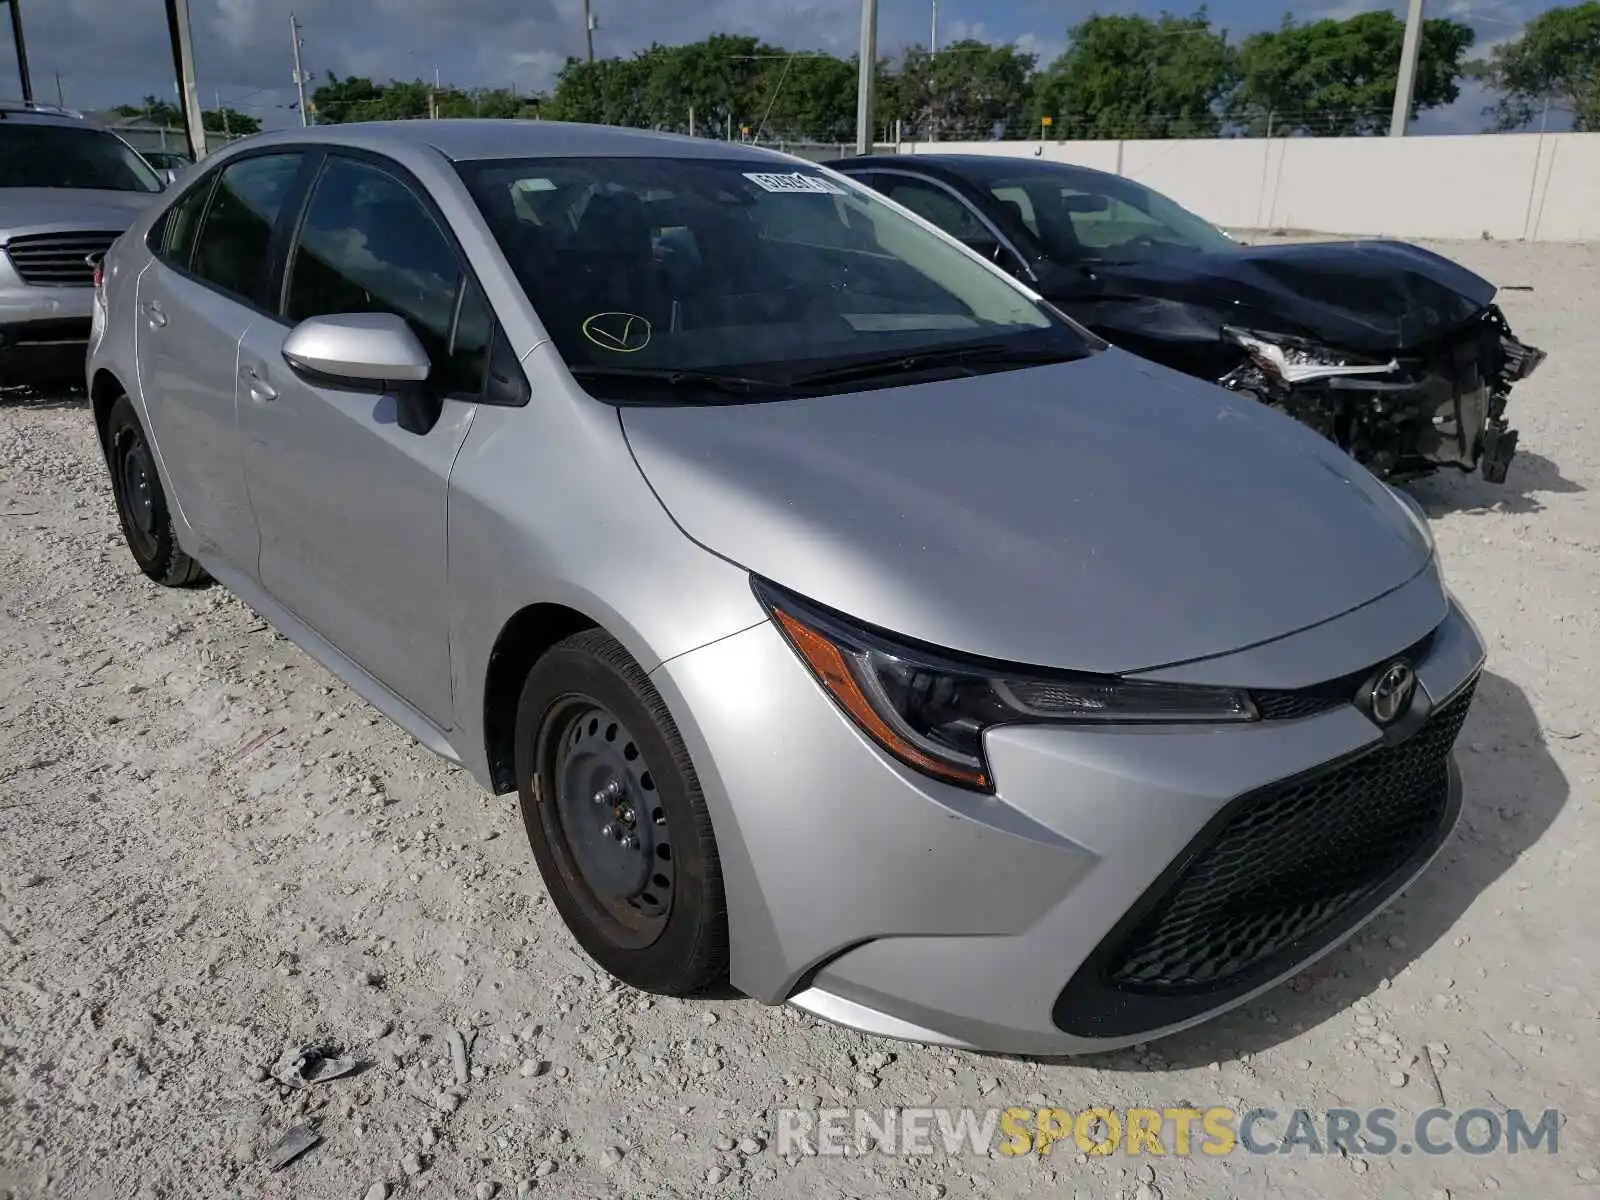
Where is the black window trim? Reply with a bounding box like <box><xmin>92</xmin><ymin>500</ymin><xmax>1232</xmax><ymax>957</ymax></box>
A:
<box><xmin>273</xmin><ymin>145</ymin><xmax>514</xmax><ymax>406</ymax></box>
<box><xmin>144</xmin><ymin>144</ymin><xmax>321</xmax><ymax>321</ymax></box>
<box><xmin>866</xmin><ymin>166</ymin><xmax>1036</xmax><ymax>281</ymax></box>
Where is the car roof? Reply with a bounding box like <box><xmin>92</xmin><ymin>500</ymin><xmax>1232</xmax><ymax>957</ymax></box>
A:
<box><xmin>829</xmin><ymin>153</ymin><xmax>1123</xmax><ymax>188</ymax></box>
<box><xmin>0</xmin><ymin>103</ymin><xmax>101</xmax><ymax>129</ymax></box>
<box><xmin>231</xmin><ymin>119</ymin><xmax>810</xmax><ymax>165</ymax></box>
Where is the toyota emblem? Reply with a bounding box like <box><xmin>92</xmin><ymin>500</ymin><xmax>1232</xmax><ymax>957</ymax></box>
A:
<box><xmin>1368</xmin><ymin>661</ymin><xmax>1417</xmax><ymax>726</ymax></box>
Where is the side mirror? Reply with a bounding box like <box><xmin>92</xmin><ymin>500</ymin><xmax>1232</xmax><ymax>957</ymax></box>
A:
<box><xmin>282</xmin><ymin>312</ymin><xmax>431</xmax><ymax>388</ymax></box>
<box><xmin>283</xmin><ymin>312</ymin><xmax>440</xmax><ymax>434</ymax></box>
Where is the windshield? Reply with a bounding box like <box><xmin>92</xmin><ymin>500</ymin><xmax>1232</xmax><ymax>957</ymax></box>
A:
<box><xmin>986</xmin><ymin>168</ymin><xmax>1235</xmax><ymax>265</ymax></box>
<box><xmin>0</xmin><ymin>123</ymin><xmax>164</xmax><ymax>193</ymax></box>
<box><xmin>457</xmin><ymin>156</ymin><xmax>1097</xmax><ymax>400</ymax></box>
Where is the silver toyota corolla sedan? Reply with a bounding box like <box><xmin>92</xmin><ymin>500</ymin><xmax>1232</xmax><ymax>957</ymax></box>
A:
<box><xmin>87</xmin><ymin>121</ymin><xmax>1485</xmax><ymax>1055</ymax></box>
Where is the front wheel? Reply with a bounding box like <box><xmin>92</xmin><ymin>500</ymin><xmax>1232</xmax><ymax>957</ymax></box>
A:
<box><xmin>105</xmin><ymin>395</ymin><xmax>208</xmax><ymax>587</ymax></box>
<box><xmin>514</xmin><ymin>629</ymin><xmax>728</xmax><ymax>995</ymax></box>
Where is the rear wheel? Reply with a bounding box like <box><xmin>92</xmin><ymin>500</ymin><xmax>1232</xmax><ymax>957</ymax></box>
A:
<box><xmin>514</xmin><ymin>629</ymin><xmax>728</xmax><ymax>995</ymax></box>
<box><xmin>105</xmin><ymin>394</ymin><xmax>208</xmax><ymax>587</ymax></box>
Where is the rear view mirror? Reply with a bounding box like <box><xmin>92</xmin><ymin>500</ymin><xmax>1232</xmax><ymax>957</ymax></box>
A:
<box><xmin>282</xmin><ymin>312</ymin><xmax>431</xmax><ymax>388</ymax></box>
<box><xmin>1060</xmin><ymin>193</ymin><xmax>1111</xmax><ymax>214</ymax></box>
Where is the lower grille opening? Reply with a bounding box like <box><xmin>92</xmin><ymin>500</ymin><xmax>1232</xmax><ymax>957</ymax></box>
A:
<box><xmin>1053</xmin><ymin>675</ymin><xmax>1476</xmax><ymax>1039</ymax></box>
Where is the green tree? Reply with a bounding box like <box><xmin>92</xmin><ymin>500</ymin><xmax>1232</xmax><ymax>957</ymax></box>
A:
<box><xmin>114</xmin><ymin>95</ymin><xmax>261</xmax><ymax>136</ymax></box>
<box><xmin>888</xmin><ymin>40</ymin><xmax>1037</xmax><ymax>140</ymax></box>
<box><xmin>746</xmin><ymin>51</ymin><xmax>859</xmax><ymax>142</ymax></box>
<box><xmin>1233</xmin><ymin>11</ymin><xmax>1476</xmax><ymax>136</ymax></box>
<box><xmin>113</xmin><ymin>95</ymin><xmax>183</xmax><ymax>125</ymax></box>
<box><xmin>1031</xmin><ymin>10</ymin><xmax>1237</xmax><ymax>140</ymax></box>
<box><xmin>201</xmin><ymin>108</ymin><xmax>262</xmax><ymax>136</ymax></box>
<box><xmin>308</xmin><ymin>74</ymin><xmax>403</xmax><ymax>123</ymax></box>
<box><xmin>542</xmin><ymin>50</ymin><xmax>666</xmax><ymax>128</ymax></box>
<box><xmin>1478</xmin><ymin>1</ymin><xmax>1600</xmax><ymax>131</ymax></box>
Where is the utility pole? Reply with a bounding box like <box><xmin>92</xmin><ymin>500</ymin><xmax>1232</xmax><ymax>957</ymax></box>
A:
<box><xmin>290</xmin><ymin>12</ymin><xmax>311</xmax><ymax>127</ymax></box>
<box><xmin>54</xmin><ymin>68</ymin><xmax>63</xmax><ymax>107</ymax></box>
<box><xmin>931</xmin><ymin>0</ymin><xmax>938</xmax><ymax>55</ymax></box>
<box><xmin>582</xmin><ymin>0</ymin><xmax>595</xmax><ymax>64</ymax></box>
<box><xmin>1389</xmin><ymin>0</ymin><xmax>1425</xmax><ymax>136</ymax></box>
<box><xmin>5</xmin><ymin>0</ymin><xmax>32</xmax><ymax>105</ymax></box>
<box><xmin>164</xmin><ymin>0</ymin><xmax>206</xmax><ymax>160</ymax></box>
<box><xmin>855</xmin><ymin>0</ymin><xmax>877</xmax><ymax>155</ymax></box>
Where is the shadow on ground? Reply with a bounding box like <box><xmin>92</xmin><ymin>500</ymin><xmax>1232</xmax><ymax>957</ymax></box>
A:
<box><xmin>1041</xmin><ymin>670</ymin><xmax>1568</xmax><ymax>1071</ymax></box>
<box><xmin>1408</xmin><ymin>450</ymin><xmax>1583</xmax><ymax>516</ymax></box>
<box><xmin>0</xmin><ymin>383</ymin><xmax>87</xmax><ymax>412</ymax></box>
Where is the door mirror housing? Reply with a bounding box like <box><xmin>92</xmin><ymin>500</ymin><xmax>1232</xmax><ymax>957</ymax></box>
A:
<box><xmin>282</xmin><ymin>312</ymin><xmax>432</xmax><ymax>390</ymax></box>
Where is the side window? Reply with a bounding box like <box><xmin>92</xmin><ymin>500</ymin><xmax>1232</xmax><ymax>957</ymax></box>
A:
<box><xmin>286</xmin><ymin>156</ymin><xmax>486</xmax><ymax>396</ymax></box>
<box><xmin>190</xmin><ymin>153</ymin><xmax>304</xmax><ymax>303</ymax></box>
<box><xmin>153</xmin><ymin>177</ymin><xmax>215</xmax><ymax>270</ymax></box>
<box><xmin>880</xmin><ymin>177</ymin><xmax>998</xmax><ymax>254</ymax></box>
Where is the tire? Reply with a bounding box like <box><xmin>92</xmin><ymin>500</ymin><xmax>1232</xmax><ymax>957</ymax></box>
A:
<box><xmin>104</xmin><ymin>394</ymin><xmax>209</xmax><ymax>588</ymax></box>
<box><xmin>514</xmin><ymin>629</ymin><xmax>728</xmax><ymax>995</ymax></box>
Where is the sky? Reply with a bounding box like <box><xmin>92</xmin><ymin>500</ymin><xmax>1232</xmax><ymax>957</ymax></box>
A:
<box><xmin>0</xmin><ymin>0</ymin><xmax>1564</xmax><ymax>134</ymax></box>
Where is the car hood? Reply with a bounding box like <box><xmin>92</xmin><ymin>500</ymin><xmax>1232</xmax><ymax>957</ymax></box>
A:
<box><xmin>0</xmin><ymin>188</ymin><xmax>156</xmax><ymax>238</ymax></box>
<box><xmin>1051</xmin><ymin>239</ymin><xmax>1498</xmax><ymax>354</ymax></box>
<box><xmin>621</xmin><ymin>348</ymin><xmax>1434</xmax><ymax>675</ymax></box>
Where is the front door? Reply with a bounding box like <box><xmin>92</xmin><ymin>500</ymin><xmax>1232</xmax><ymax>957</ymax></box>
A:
<box><xmin>134</xmin><ymin>151</ymin><xmax>305</xmax><ymax>570</ymax></box>
<box><xmin>238</xmin><ymin>153</ymin><xmax>494</xmax><ymax>728</ymax></box>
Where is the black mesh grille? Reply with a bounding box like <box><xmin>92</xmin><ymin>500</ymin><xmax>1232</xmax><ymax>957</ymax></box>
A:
<box><xmin>1251</xmin><ymin>692</ymin><xmax>1345</xmax><ymax>721</ymax></box>
<box><xmin>1105</xmin><ymin>677</ymin><xmax>1476</xmax><ymax>993</ymax></box>
<box><xmin>5</xmin><ymin>231</ymin><xmax>119</xmax><ymax>287</ymax></box>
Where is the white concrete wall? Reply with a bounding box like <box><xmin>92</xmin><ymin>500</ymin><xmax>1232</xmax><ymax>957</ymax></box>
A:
<box><xmin>899</xmin><ymin>133</ymin><xmax>1600</xmax><ymax>242</ymax></box>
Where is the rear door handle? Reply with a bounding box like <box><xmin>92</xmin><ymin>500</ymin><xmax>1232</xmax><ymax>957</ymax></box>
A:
<box><xmin>142</xmin><ymin>301</ymin><xmax>167</xmax><ymax>329</ymax></box>
<box><xmin>244</xmin><ymin>365</ymin><xmax>277</xmax><ymax>403</ymax></box>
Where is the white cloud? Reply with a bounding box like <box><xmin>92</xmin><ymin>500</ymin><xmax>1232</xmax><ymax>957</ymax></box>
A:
<box><xmin>1013</xmin><ymin>31</ymin><xmax>1063</xmax><ymax>68</ymax></box>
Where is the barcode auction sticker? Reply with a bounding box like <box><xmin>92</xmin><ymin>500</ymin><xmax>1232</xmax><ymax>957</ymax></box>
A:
<box><xmin>743</xmin><ymin>172</ymin><xmax>847</xmax><ymax>195</ymax></box>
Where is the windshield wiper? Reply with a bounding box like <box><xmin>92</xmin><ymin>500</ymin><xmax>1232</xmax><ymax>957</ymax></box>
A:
<box><xmin>784</xmin><ymin>342</ymin><xmax>1086</xmax><ymax>388</ymax></box>
<box><xmin>568</xmin><ymin>365</ymin><xmax>795</xmax><ymax>396</ymax></box>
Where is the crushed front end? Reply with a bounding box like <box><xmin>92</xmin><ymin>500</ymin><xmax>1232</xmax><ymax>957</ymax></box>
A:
<box><xmin>1219</xmin><ymin>306</ymin><xmax>1545</xmax><ymax>484</ymax></box>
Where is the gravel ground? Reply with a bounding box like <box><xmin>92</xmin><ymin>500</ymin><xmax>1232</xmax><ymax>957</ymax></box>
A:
<box><xmin>2</xmin><ymin>238</ymin><xmax>1598</xmax><ymax>1200</ymax></box>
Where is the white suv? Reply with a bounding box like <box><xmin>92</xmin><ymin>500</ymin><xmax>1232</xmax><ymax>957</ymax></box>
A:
<box><xmin>0</xmin><ymin>103</ymin><xmax>166</xmax><ymax>386</ymax></box>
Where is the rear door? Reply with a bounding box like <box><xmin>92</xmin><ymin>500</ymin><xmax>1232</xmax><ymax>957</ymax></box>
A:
<box><xmin>237</xmin><ymin>152</ymin><xmax>492</xmax><ymax>727</ymax></box>
<box><xmin>134</xmin><ymin>151</ymin><xmax>308</xmax><ymax>572</ymax></box>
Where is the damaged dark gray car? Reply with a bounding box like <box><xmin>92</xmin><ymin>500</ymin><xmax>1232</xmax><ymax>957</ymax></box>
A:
<box><xmin>829</xmin><ymin>154</ymin><xmax>1546</xmax><ymax>484</ymax></box>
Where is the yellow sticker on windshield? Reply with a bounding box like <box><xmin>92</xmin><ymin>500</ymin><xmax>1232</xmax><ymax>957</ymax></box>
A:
<box><xmin>582</xmin><ymin>312</ymin><xmax>652</xmax><ymax>353</ymax></box>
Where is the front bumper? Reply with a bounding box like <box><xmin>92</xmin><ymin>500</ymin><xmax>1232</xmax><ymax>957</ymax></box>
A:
<box><xmin>652</xmin><ymin>576</ymin><xmax>1485</xmax><ymax>1056</ymax></box>
<box><xmin>0</xmin><ymin>272</ymin><xmax>94</xmax><ymax>385</ymax></box>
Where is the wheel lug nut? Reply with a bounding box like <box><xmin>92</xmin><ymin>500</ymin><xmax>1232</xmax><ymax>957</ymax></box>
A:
<box><xmin>619</xmin><ymin>834</ymin><xmax>638</xmax><ymax>850</ymax></box>
<box><xmin>592</xmin><ymin>779</ymin><xmax>624</xmax><ymax>806</ymax></box>
<box><xmin>619</xmin><ymin>806</ymin><xmax>635</xmax><ymax>825</ymax></box>
<box><xmin>600</xmin><ymin>823</ymin><xmax>617</xmax><ymax>840</ymax></box>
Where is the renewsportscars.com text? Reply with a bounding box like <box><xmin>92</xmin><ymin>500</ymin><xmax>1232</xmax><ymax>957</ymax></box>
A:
<box><xmin>774</xmin><ymin>1106</ymin><xmax>1562</xmax><ymax>1159</ymax></box>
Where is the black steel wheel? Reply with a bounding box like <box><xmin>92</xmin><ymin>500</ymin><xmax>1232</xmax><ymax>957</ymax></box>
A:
<box><xmin>105</xmin><ymin>395</ymin><xmax>208</xmax><ymax>587</ymax></box>
<box><xmin>515</xmin><ymin>629</ymin><xmax>727</xmax><ymax>995</ymax></box>
<box><xmin>541</xmin><ymin>697</ymin><xmax>676</xmax><ymax>947</ymax></box>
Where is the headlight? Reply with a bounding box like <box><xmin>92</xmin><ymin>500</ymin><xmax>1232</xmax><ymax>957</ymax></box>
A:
<box><xmin>754</xmin><ymin>579</ymin><xmax>1257</xmax><ymax>792</ymax></box>
<box><xmin>1223</xmin><ymin>326</ymin><xmax>1399</xmax><ymax>385</ymax></box>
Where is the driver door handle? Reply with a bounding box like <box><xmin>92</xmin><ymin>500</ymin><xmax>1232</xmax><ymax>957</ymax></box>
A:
<box><xmin>244</xmin><ymin>364</ymin><xmax>277</xmax><ymax>404</ymax></box>
<box><xmin>142</xmin><ymin>301</ymin><xmax>167</xmax><ymax>329</ymax></box>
